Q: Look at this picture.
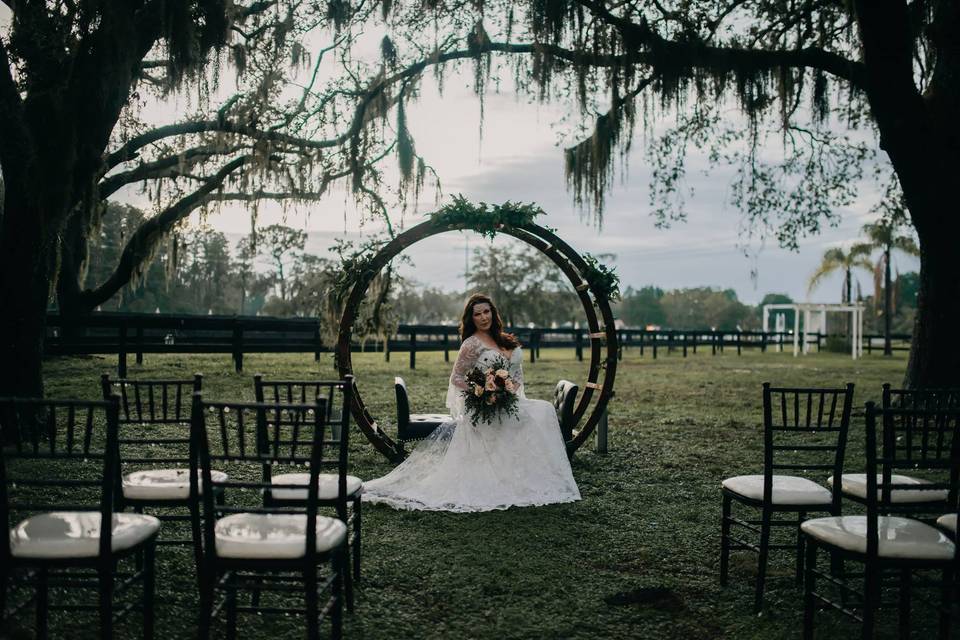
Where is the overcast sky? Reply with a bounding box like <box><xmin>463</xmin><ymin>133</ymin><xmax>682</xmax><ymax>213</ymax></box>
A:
<box><xmin>197</xmin><ymin>75</ymin><xmax>916</xmax><ymax>306</ymax></box>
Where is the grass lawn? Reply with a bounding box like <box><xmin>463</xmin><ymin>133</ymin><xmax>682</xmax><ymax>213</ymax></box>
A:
<box><xmin>10</xmin><ymin>347</ymin><xmax>935</xmax><ymax>639</ymax></box>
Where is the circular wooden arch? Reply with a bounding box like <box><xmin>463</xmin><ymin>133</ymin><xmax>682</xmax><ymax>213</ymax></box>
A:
<box><xmin>335</xmin><ymin>217</ymin><xmax>618</xmax><ymax>463</ymax></box>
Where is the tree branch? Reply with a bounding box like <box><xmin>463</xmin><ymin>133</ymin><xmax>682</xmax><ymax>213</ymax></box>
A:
<box><xmin>574</xmin><ymin>0</ymin><xmax>867</xmax><ymax>87</ymax></box>
<box><xmin>77</xmin><ymin>155</ymin><xmax>253</xmax><ymax>310</ymax></box>
<box><xmin>99</xmin><ymin>144</ymin><xmax>245</xmax><ymax>198</ymax></box>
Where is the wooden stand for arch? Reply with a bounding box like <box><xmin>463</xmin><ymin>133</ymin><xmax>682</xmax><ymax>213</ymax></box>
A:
<box><xmin>335</xmin><ymin>219</ymin><xmax>618</xmax><ymax>463</ymax></box>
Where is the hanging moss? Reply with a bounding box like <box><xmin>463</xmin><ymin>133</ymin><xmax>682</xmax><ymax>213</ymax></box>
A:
<box><xmin>396</xmin><ymin>99</ymin><xmax>416</xmax><ymax>184</ymax></box>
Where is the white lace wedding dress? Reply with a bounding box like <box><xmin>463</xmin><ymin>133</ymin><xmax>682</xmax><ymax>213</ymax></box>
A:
<box><xmin>362</xmin><ymin>335</ymin><xmax>581</xmax><ymax>511</ymax></box>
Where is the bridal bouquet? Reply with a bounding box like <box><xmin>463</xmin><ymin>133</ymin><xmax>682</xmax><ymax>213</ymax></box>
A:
<box><xmin>462</xmin><ymin>356</ymin><xmax>520</xmax><ymax>426</ymax></box>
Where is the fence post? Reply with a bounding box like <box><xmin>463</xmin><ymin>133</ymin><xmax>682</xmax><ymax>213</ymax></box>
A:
<box><xmin>682</xmin><ymin>332</ymin><xmax>687</xmax><ymax>358</ymax></box>
<box><xmin>760</xmin><ymin>331</ymin><xmax>767</xmax><ymax>353</ymax></box>
<box><xmin>595</xmin><ymin>406</ymin><xmax>609</xmax><ymax>455</ymax></box>
<box><xmin>652</xmin><ymin>333</ymin><xmax>658</xmax><ymax>360</ymax></box>
<box><xmin>575</xmin><ymin>330</ymin><xmax>583</xmax><ymax>362</ymax></box>
<box><xmin>385</xmin><ymin>336</ymin><xmax>390</xmax><ymax>362</ymax></box>
<box><xmin>617</xmin><ymin>330</ymin><xmax>623</xmax><ymax>361</ymax></box>
<box><xmin>736</xmin><ymin>331</ymin><xmax>742</xmax><ymax>356</ymax></box>
<box><xmin>639</xmin><ymin>331</ymin><xmax>644</xmax><ymax>357</ymax></box>
<box><xmin>314</xmin><ymin>325</ymin><xmax>322</xmax><ymax>362</ymax></box>
<box><xmin>711</xmin><ymin>332</ymin><xmax>717</xmax><ymax>356</ymax></box>
<box><xmin>692</xmin><ymin>333</ymin><xmax>697</xmax><ymax>354</ymax></box>
<box><xmin>118</xmin><ymin>325</ymin><xmax>128</xmax><ymax>377</ymax></box>
<box><xmin>135</xmin><ymin>326</ymin><xmax>144</xmax><ymax>365</ymax></box>
<box><xmin>443</xmin><ymin>332</ymin><xmax>450</xmax><ymax>363</ymax></box>
<box><xmin>232</xmin><ymin>321</ymin><xmax>243</xmax><ymax>372</ymax></box>
<box><xmin>409</xmin><ymin>330</ymin><xmax>416</xmax><ymax>370</ymax></box>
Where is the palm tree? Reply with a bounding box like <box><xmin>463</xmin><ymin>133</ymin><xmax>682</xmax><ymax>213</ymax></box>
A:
<box><xmin>857</xmin><ymin>220</ymin><xmax>920</xmax><ymax>356</ymax></box>
<box><xmin>808</xmin><ymin>246</ymin><xmax>874</xmax><ymax>338</ymax></box>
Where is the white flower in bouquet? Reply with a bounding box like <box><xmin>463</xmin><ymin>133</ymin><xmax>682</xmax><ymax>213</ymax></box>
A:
<box><xmin>473</xmin><ymin>384</ymin><xmax>484</xmax><ymax>397</ymax></box>
<box><xmin>485</xmin><ymin>376</ymin><xmax>497</xmax><ymax>391</ymax></box>
<box><xmin>495</xmin><ymin>369</ymin><xmax>509</xmax><ymax>379</ymax></box>
<box><xmin>504</xmin><ymin>379</ymin><xmax>515</xmax><ymax>393</ymax></box>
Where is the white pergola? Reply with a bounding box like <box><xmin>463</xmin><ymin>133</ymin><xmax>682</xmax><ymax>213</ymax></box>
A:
<box><xmin>762</xmin><ymin>303</ymin><xmax>865</xmax><ymax>360</ymax></box>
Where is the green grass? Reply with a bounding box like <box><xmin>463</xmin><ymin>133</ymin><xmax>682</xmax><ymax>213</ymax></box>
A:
<box><xmin>10</xmin><ymin>348</ymin><xmax>931</xmax><ymax>639</ymax></box>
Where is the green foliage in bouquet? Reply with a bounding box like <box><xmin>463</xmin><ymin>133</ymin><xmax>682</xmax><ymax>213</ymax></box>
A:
<box><xmin>431</xmin><ymin>195</ymin><xmax>545</xmax><ymax>239</ymax></box>
<box><xmin>461</xmin><ymin>356</ymin><xmax>521</xmax><ymax>426</ymax></box>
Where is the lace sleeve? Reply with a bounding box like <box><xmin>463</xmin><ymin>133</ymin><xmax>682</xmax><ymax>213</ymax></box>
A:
<box><xmin>445</xmin><ymin>336</ymin><xmax>482</xmax><ymax>415</ymax></box>
<box><xmin>511</xmin><ymin>348</ymin><xmax>526</xmax><ymax>399</ymax></box>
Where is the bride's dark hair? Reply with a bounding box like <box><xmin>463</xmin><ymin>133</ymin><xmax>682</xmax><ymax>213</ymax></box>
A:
<box><xmin>459</xmin><ymin>293</ymin><xmax>520</xmax><ymax>349</ymax></box>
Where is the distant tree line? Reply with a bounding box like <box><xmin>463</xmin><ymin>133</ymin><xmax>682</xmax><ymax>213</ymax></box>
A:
<box><xmin>72</xmin><ymin>203</ymin><xmax>919</xmax><ymax>334</ymax></box>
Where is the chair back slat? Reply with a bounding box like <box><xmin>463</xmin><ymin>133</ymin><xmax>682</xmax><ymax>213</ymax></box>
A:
<box><xmin>762</xmin><ymin>382</ymin><xmax>855</xmax><ymax>507</ymax></box>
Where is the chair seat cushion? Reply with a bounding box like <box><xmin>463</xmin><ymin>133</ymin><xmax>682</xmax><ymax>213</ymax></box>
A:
<box><xmin>937</xmin><ymin>513</ymin><xmax>957</xmax><ymax>534</ymax></box>
<box><xmin>215</xmin><ymin>513</ymin><xmax>347</xmax><ymax>559</ymax></box>
<box><xmin>829</xmin><ymin>473</ymin><xmax>949</xmax><ymax>503</ymax></box>
<box><xmin>722</xmin><ymin>475</ymin><xmax>832</xmax><ymax>505</ymax></box>
<box><xmin>409</xmin><ymin>413</ymin><xmax>451</xmax><ymax>425</ymax></box>
<box><xmin>122</xmin><ymin>468</ymin><xmax>228</xmax><ymax>500</ymax></box>
<box><xmin>10</xmin><ymin>512</ymin><xmax>161</xmax><ymax>559</ymax></box>
<box><xmin>270</xmin><ymin>473</ymin><xmax>364</xmax><ymax>501</ymax></box>
<box><xmin>801</xmin><ymin>515</ymin><xmax>955</xmax><ymax>560</ymax></box>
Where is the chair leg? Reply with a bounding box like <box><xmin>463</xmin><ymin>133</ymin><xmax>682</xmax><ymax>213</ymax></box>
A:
<box><xmin>862</xmin><ymin>564</ymin><xmax>879</xmax><ymax>640</ymax></box>
<box><xmin>143</xmin><ymin>541</ymin><xmax>156</xmax><ymax>640</ymax></box>
<box><xmin>35</xmin><ymin>567</ymin><xmax>48</xmax><ymax>640</ymax></box>
<box><xmin>343</xmin><ymin>546</ymin><xmax>355</xmax><ymax>614</ymax></box>
<box><xmin>803</xmin><ymin>540</ymin><xmax>817</xmax><ymax>640</ymax></box>
<box><xmin>720</xmin><ymin>493</ymin><xmax>731</xmax><ymax>586</ymax></box>
<box><xmin>225</xmin><ymin>579</ymin><xmax>238</xmax><ymax>640</ymax></box>
<box><xmin>305</xmin><ymin>565</ymin><xmax>319</xmax><ymax>640</ymax></box>
<box><xmin>198</xmin><ymin>567</ymin><xmax>215</xmax><ymax>639</ymax></box>
<box><xmin>331</xmin><ymin>548</ymin><xmax>344</xmax><ymax>640</ymax></box>
<box><xmin>754</xmin><ymin>507</ymin><xmax>772</xmax><ymax>614</ymax></box>
<box><xmin>99</xmin><ymin>568</ymin><xmax>114</xmax><ymax>640</ymax></box>
<box><xmin>795</xmin><ymin>511</ymin><xmax>806</xmax><ymax>587</ymax></box>
<box><xmin>352</xmin><ymin>496</ymin><xmax>362</xmax><ymax>581</ymax></box>
<box><xmin>898</xmin><ymin>568</ymin><xmax>911</xmax><ymax>640</ymax></box>
<box><xmin>939</xmin><ymin>567</ymin><xmax>953</xmax><ymax>640</ymax></box>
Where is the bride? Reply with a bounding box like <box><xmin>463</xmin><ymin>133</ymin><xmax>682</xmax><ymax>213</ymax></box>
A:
<box><xmin>362</xmin><ymin>293</ymin><xmax>581</xmax><ymax>511</ymax></box>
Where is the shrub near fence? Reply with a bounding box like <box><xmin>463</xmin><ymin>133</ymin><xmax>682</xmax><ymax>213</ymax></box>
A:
<box><xmin>44</xmin><ymin>313</ymin><xmax>912</xmax><ymax>376</ymax></box>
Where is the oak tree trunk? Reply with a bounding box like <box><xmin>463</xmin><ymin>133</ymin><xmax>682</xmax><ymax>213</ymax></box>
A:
<box><xmin>905</xmin><ymin>221</ymin><xmax>960</xmax><ymax>388</ymax></box>
<box><xmin>0</xmin><ymin>199</ymin><xmax>55</xmax><ymax>399</ymax></box>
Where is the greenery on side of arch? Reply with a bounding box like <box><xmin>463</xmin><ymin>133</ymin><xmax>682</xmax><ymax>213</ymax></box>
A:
<box><xmin>581</xmin><ymin>253</ymin><xmax>621</xmax><ymax>304</ymax></box>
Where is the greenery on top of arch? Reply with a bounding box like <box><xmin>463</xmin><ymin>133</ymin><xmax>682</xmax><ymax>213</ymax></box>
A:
<box><xmin>581</xmin><ymin>253</ymin><xmax>621</xmax><ymax>304</ymax></box>
<box><xmin>430</xmin><ymin>195</ymin><xmax>546</xmax><ymax>239</ymax></box>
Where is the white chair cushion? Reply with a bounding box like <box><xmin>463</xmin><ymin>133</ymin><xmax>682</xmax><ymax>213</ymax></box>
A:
<box><xmin>10</xmin><ymin>512</ymin><xmax>160</xmax><ymax>559</ymax></box>
<box><xmin>721</xmin><ymin>475</ymin><xmax>832</xmax><ymax>505</ymax></box>
<box><xmin>215</xmin><ymin>513</ymin><xmax>347</xmax><ymax>559</ymax></box>
<box><xmin>270</xmin><ymin>473</ymin><xmax>363</xmax><ymax>501</ymax></box>
<box><xmin>122</xmin><ymin>468</ymin><xmax>228</xmax><ymax>500</ymax></box>
<box><xmin>937</xmin><ymin>513</ymin><xmax>957</xmax><ymax>534</ymax></box>
<box><xmin>801</xmin><ymin>515</ymin><xmax>955</xmax><ymax>560</ymax></box>
<box><xmin>829</xmin><ymin>473</ymin><xmax>949</xmax><ymax>503</ymax></box>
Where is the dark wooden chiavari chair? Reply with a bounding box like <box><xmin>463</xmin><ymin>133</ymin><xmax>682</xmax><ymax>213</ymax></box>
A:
<box><xmin>1</xmin><ymin>396</ymin><xmax>159</xmax><ymax>639</ymax></box>
<box><xmin>720</xmin><ymin>382</ymin><xmax>855</xmax><ymax>612</ymax></box>
<box><xmin>190</xmin><ymin>395</ymin><xmax>347</xmax><ymax>640</ymax></box>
